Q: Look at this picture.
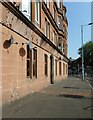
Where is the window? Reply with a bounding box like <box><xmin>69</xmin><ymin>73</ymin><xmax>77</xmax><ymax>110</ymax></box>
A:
<box><xmin>44</xmin><ymin>0</ymin><xmax>47</xmax><ymax>3</ymax></box>
<box><xmin>58</xmin><ymin>16</ymin><xmax>61</xmax><ymax>28</ymax></box>
<box><xmin>35</xmin><ymin>2</ymin><xmax>40</xmax><ymax>24</ymax></box>
<box><xmin>64</xmin><ymin>45</ymin><xmax>67</xmax><ymax>56</ymax></box>
<box><xmin>59</xmin><ymin>62</ymin><xmax>61</xmax><ymax>75</ymax></box>
<box><xmin>63</xmin><ymin>26</ymin><xmax>65</xmax><ymax>32</ymax></box>
<box><xmin>27</xmin><ymin>45</ymin><xmax>32</xmax><ymax>78</ymax></box>
<box><xmin>44</xmin><ymin>0</ymin><xmax>49</xmax><ymax>8</ymax></box>
<box><xmin>54</xmin><ymin>7</ymin><xmax>56</xmax><ymax>21</ymax></box>
<box><xmin>63</xmin><ymin>43</ymin><xmax>65</xmax><ymax>53</ymax></box>
<box><xmin>47</xmin><ymin>22</ymin><xmax>50</xmax><ymax>39</ymax></box>
<box><xmin>45</xmin><ymin>19</ymin><xmax>47</xmax><ymax>36</ymax></box>
<box><xmin>22</xmin><ymin>0</ymin><xmax>31</xmax><ymax>20</ymax></box>
<box><xmin>63</xmin><ymin>10</ymin><xmax>65</xmax><ymax>17</ymax></box>
<box><xmin>58</xmin><ymin>16</ymin><xmax>63</xmax><ymax>30</ymax></box>
<box><xmin>53</xmin><ymin>31</ymin><xmax>57</xmax><ymax>46</ymax></box>
<box><xmin>47</xmin><ymin>1</ymin><xmax>49</xmax><ymax>8</ymax></box>
<box><xmin>63</xmin><ymin>63</ymin><xmax>65</xmax><ymax>75</ymax></box>
<box><xmin>58</xmin><ymin>43</ymin><xmax>62</xmax><ymax>51</ymax></box>
<box><xmin>55</xmin><ymin>60</ymin><xmax>57</xmax><ymax>76</ymax></box>
<box><xmin>44</xmin><ymin>54</ymin><xmax>48</xmax><ymax>76</ymax></box>
<box><xmin>33</xmin><ymin>49</ymin><xmax>37</xmax><ymax>78</ymax></box>
<box><xmin>66</xmin><ymin>64</ymin><xmax>68</xmax><ymax>75</ymax></box>
<box><xmin>57</xmin><ymin>0</ymin><xmax>61</xmax><ymax>8</ymax></box>
<box><xmin>45</xmin><ymin>19</ymin><xmax>50</xmax><ymax>39</ymax></box>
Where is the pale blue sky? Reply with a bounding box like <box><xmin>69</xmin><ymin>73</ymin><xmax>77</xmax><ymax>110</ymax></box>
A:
<box><xmin>64</xmin><ymin>2</ymin><xmax>91</xmax><ymax>59</ymax></box>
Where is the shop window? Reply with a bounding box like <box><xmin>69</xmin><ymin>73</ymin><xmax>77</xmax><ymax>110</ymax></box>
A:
<box><xmin>33</xmin><ymin>49</ymin><xmax>37</xmax><ymax>78</ymax></box>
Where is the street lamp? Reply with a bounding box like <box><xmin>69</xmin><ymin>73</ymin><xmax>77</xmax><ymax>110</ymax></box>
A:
<box><xmin>81</xmin><ymin>22</ymin><xmax>93</xmax><ymax>80</ymax></box>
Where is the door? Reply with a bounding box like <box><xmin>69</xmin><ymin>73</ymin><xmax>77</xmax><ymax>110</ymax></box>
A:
<box><xmin>50</xmin><ymin>55</ymin><xmax>54</xmax><ymax>84</ymax></box>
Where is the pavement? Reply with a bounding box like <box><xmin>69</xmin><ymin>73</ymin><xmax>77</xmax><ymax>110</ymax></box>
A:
<box><xmin>85</xmin><ymin>76</ymin><xmax>93</xmax><ymax>88</ymax></box>
<box><xmin>2</xmin><ymin>76</ymin><xmax>93</xmax><ymax>119</ymax></box>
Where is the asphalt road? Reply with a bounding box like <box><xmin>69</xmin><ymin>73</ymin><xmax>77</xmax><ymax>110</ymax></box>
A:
<box><xmin>2</xmin><ymin>76</ymin><xmax>93</xmax><ymax>119</ymax></box>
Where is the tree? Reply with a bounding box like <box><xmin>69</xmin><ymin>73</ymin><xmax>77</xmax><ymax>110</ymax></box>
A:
<box><xmin>78</xmin><ymin>41</ymin><xmax>93</xmax><ymax>66</ymax></box>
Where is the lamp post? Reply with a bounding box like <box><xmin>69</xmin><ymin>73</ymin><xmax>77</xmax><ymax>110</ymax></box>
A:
<box><xmin>81</xmin><ymin>22</ymin><xmax>93</xmax><ymax>80</ymax></box>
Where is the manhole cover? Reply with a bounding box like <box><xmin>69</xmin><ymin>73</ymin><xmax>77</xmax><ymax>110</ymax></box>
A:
<box><xmin>59</xmin><ymin>94</ymin><xmax>84</xmax><ymax>99</ymax></box>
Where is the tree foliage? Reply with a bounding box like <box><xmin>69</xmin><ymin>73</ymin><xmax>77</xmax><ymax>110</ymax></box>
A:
<box><xmin>78</xmin><ymin>41</ymin><xmax>93</xmax><ymax>66</ymax></box>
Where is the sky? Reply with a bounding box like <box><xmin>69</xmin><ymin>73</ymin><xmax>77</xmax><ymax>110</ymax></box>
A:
<box><xmin>63</xmin><ymin>2</ymin><xmax>91</xmax><ymax>59</ymax></box>
<box><xmin>92</xmin><ymin>1</ymin><xmax>93</xmax><ymax>41</ymax></box>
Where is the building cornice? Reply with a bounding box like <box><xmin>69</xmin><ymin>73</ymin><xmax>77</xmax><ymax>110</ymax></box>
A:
<box><xmin>1</xmin><ymin>1</ymin><xmax>68</xmax><ymax>62</ymax></box>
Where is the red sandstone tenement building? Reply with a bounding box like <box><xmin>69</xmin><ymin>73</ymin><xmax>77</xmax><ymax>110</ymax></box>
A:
<box><xmin>0</xmin><ymin>0</ymin><xmax>68</xmax><ymax>104</ymax></box>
